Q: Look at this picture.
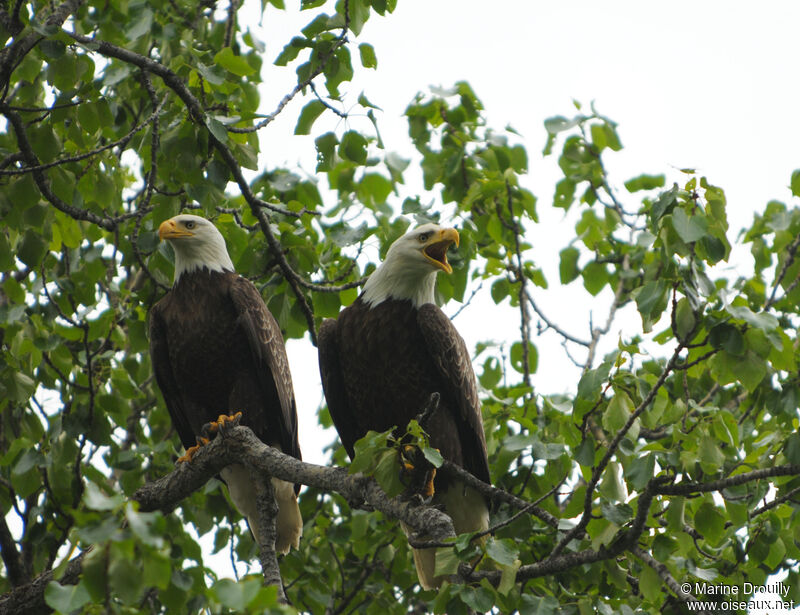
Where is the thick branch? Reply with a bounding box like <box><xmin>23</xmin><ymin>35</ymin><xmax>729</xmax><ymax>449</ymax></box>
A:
<box><xmin>250</xmin><ymin>469</ymin><xmax>286</xmax><ymax>603</ymax></box>
<box><xmin>132</xmin><ymin>425</ymin><xmax>456</xmax><ymax>542</ymax></box>
<box><xmin>0</xmin><ymin>0</ymin><xmax>86</xmax><ymax>95</ymax></box>
<box><xmin>0</xmin><ymin>550</ymin><xmax>87</xmax><ymax>615</ymax></box>
<box><xmin>0</xmin><ymin>105</ymin><xmax>118</xmax><ymax>230</ymax></box>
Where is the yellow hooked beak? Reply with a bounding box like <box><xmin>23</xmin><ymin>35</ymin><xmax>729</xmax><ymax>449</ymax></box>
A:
<box><xmin>422</xmin><ymin>228</ymin><xmax>459</xmax><ymax>274</ymax></box>
<box><xmin>158</xmin><ymin>218</ymin><xmax>193</xmax><ymax>240</ymax></box>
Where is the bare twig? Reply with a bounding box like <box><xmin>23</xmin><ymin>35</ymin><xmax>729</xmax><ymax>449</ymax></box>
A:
<box><xmin>228</xmin><ymin>0</ymin><xmax>352</xmax><ymax>135</ymax></box>
<box><xmin>524</xmin><ymin>287</ymin><xmax>590</xmax><ymax>347</ymax></box>
<box><xmin>766</xmin><ymin>233</ymin><xmax>800</xmax><ymax>309</ymax></box>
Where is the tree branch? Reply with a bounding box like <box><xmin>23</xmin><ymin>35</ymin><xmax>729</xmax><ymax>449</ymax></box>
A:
<box><xmin>0</xmin><ymin>0</ymin><xmax>86</xmax><ymax>97</ymax></box>
<box><xmin>654</xmin><ymin>465</ymin><xmax>800</xmax><ymax>497</ymax></box>
<box><xmin>0</xmin><ymin>514</ymin><xmax>28</xmax><ymax>587</ymax></box>
<box><xmin>549</xmin><ymin>341</ymin><xmax>684</xmax><ymax>559</ymax></box>
<box><xmin>631</xmin><ymin>546</ymin><xmax>708</xmax><ymax>615</ymax></box>
<box><xmin>250</xmin><ymin>468</ymin><xmax>286</xmax><ymax>603</ymax></box>
<box><xmin>0</xmin><ymin>104</ymin><xmax>119</xmax><ymax>231</ymax></box>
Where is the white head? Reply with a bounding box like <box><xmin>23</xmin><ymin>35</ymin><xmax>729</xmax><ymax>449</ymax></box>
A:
<box><xmin>158</xmin><ymin>214</ymin><xmax>235</xmax><ymax>283</ymax></box>
<box><xmin>362</xmin><ymin>223</ymin><xmax>460</xmax><ymax>308</ymax></box>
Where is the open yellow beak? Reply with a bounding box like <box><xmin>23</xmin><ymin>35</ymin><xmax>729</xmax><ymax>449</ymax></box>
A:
<box><xmin>422</xmin><ymin>228</ymin><xmax>459</xmax><ymax>274</ymax></box>
<box><xmin>158</xmin><ymin>218</ymin><xmax>193</xmax><ymax>240</ymax></box>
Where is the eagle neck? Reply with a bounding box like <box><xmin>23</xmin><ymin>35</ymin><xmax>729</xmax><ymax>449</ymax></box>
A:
<box><xmin>361</xmin><ymin>262</ymin><xmax>437</xmax><ymax>308</ymax></box>
<box><xmin>172</xmin><ymin>244</ymin><xmax>234</xmax><ymax>284</ymax></box>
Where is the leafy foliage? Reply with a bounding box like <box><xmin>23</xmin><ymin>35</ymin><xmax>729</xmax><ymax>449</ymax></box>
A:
<box><xmin>1</xmin><ymin>1</ymin><xmax>799</xmax><ymax>614</ymax></box>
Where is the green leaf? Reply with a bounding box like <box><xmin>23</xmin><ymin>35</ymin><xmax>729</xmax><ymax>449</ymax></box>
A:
<box><xmin>791</xmin><ymin>169</ymin><xmax>800</xmax><ymax>198</ymax></box>
<box><xmin>274</xmin><ymin>37</ymin><xmax>308</xmax><ymax>66</ymax></box>
<box><xmin>729</xmin><ymin>350</ymin><xmax>767</xmax><ymax>392</ymax></box>
<box><xmin>667</xmin><ymin>497</ymin><xmax>685</xmax><ymax>531</ymax></box>
<box><xmin>17</xmin><ymin>230</ymin><xmax>48</xmax><ymax>268</ymax></box>
<box><xmin>212</xmin><ymin>578</ymin><xmax>262</xmax><ymax>611</ymax></box>
<box><xmin>295</xmin><ymin>100</ymin><xmax>327</xmax><ymax>135</ymax></box>
<box><xmin>460</xmin><ymin>585</ymin><xmax>495</xmax><ymax>612</ymax></box>
<box><xmin>126</xmin><ymin>504</ymin><xmax>164</xmax><ymax>547</ymax></box>
<box><xmin>674</xmin><ymin>297</ymin><xmax>696</xmax><ymax>340</ymax></box>
<box><xmin>559</xmin><ymin>246</ymin><xmax>580</xmax><ymax>283</ymax></box>
<box><xmin>603</xmin><ymin>392</ymin><xmax>632</xmax><ymax>434</ymax></box>
<box><xmin>214</xmin><ymin>47</ymin><xmax>255</xmax><ymax>76</ymax></box>
<box><xmin>315</xmin><ymin>131</ymin><xmax>339</xmax><ymax>171</ymax></box>
<box><xmin>625</xmin><ymin>174</ymin><xmax>665</xmax><ymax>192</ymax></box>
<box><xmin>638</xmin><ymin>564</ymin><xmax>662</xmax><ymax>602</ymax></box>
<box><xmin>373</xmin><ymin>449</ymin><xmax>403</xmax><ymax>498</ymax></box>
<box><xmin>510</xmin><ymin>341</ymin><xmax>537</xmax><ymax>375</ymax></box>
<box><xmin>625</xmin><ymin>453</ymin><xmax>655</xmax><ymax>491</ymax></box>
<box><xmin>125</xmin><ymin>8</ymin><xmax>153</xmax><ymax>42</ymax></box>
<box><xmin>698</xmin><ymin>435</ymin><xmax>725</xmax><ymax>472</ymax></box>
<box><xmin>581</xmin><ymin>261</ymin><xmax>608</xmax><ymax>296</ymax></box>
<box><xmin>598</xmin><ymin>461</ymin><xmax>627</xmax><ymax>502</ymax></box>
<box><xmin>205</xmin><ymin>115</ymin><xmax>228</xmax><ymax>143</ymax></box>
<box><xmin>600</xmin><ymin>502</ymin><xmax>633</xmax><ymax>525</ymax></box>
<box><xmin>725</xmin><ymin>304</ymin><xmax>778</xmax><ymax>332</ymax></box>
<box><xmin>358</xmin><ymin>43</ymin><xmax>377</xmax><ymax>69</ymax></box>
<box><xmin>338</xmin><ymin>130</ymin><xmax>368</xmax><ymax>164</ymax></box>
<box><xmin>84</xmin><ymin>481</ymin><xmax>124</xmax><ymax>511</ymax></box>
<box><xmin>485</xmin><ymin>538</ymin><xmax>518</xmax><ymax>566</ymax></box>
<box><xmin>671</xmin><ymin>208</ymin><xmax>708</xmax><ymax>243</ymax></box>
<box><xmin>709</xmin><ymin>323</ymin><xmax>745</xmax><ymax>356</ymax></box>
<box><xmin>651</xmin><ymin>185</ymin><xmax>678</xmax><ymax>220</ymax></box>
<box><xmin>421</xmin><ymin>446</ymin><xmax>443</xmax><ymax>468</ymax></box>
<box><xmin>694</xmin><ymin>502</ymin><xmax>726</xmax><ymax>544</ymax></box>
<box><xmin>497</xmin><ymin>558</ymin><xmax>521</xmax><ymax>595</ymax></box>
<box><xmin>576</xmin><ymin>360</ymin><xmax>612</xmax><ymax>402</ymax></box>
<box><xmin>519</xmin><ymin>594</ymin><xmax>559</xmax><ymax>615</ymax></box>
<box><xmin>543</xmin><ymin>115</ymin><xmax>580</xmax><ymax>135</ymax></box>
<box><xmin>45</xmin><ymin>581</ymin><xmax>91</xmax><ymax>613</ymax></box>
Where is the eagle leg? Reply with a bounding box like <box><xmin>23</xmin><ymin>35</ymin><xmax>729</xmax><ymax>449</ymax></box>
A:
<box><xmin>177</xmin><ymin>436</ymin><xmax>211</xmax><ymax>463</ymax></box>
<box><xmin>399</xmin><ymin>445</ymin><xmax>437</xmax><ymax>500</ymax></box>
<box><xmin>201</xmin><ymin>411</ymin><xmax>244</xmax><ymax>438</ymax></box>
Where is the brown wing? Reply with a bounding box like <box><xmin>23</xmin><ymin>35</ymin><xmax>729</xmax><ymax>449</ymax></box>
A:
<box><xmin>229</xmin><ymin>276</ymin><xmax>301</xmax><ymax>462</ymax></box>
<box><xmin>417</xmin><ymin>304</ymin><xmax>490</xmax><ymax>484</ymax></box>
<box><xmin>318</xmin><ymin>317</ymin><xmax>361</xmax><ymax>459</ymax></box>
<box><xmin>148</xmin><ymin>299</ymin><xmax>196</xmax><ymax>451</ymax></box>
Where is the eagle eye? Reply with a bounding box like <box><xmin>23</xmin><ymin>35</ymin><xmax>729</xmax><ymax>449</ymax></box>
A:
<box><xmin>184</xmin><ymin>220</ymin><xmax>196</xmax><ymax>230</ymax></box>
<box><xmin>417</xmin><ymin>233</ymin><xmax>429</xmax><ymax>243</ymax></box>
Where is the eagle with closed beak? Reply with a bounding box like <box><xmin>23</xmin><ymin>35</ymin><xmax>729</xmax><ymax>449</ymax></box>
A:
<box><xmin>149</xmin><ymin>214</ymin><xmax>302</xmax><ymax>553</ymax></box>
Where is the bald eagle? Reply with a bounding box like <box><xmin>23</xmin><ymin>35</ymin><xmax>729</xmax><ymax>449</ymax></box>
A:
<box><xmin>318</xmin><ymin>223</ymin><xmax>490</xmax><ymax>589</ymax></box>
<box><xmin>149</xmin><ymin>214</ymin><xmax>302</xmax><ymax>553</ymax></box>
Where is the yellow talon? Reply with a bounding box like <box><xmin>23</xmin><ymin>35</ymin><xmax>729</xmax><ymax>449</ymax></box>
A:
<box><xmin>177</xmin><ymin>443</ymin><xmax>201</xmax><ymax>463</ymax></box>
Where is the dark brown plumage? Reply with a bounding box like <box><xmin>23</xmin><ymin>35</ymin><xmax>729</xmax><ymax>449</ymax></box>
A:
<box><xmin>318</xmin><ymin>298</ymin><xmax>489</xmax><ymax>486</ymax></box>
<box><xmin>149</xmin><ymin>270</ymin><xmax>300</xmax><ymax>463</ymax></box>
<box><xmin>317</xmin><ymin>223</ymin><xmax>490</xmax><ymax>589</ymax></box>
<box><xmin>149</xmin><ymin>214</ymin><xmax>302</xmax><ymax>553</ymax></box>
